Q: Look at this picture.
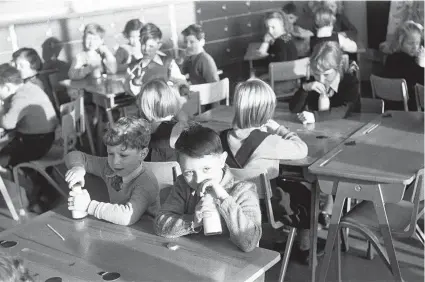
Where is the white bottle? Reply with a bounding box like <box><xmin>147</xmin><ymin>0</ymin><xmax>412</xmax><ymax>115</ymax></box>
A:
<box><xmin>318</xmin><ymin>92</ymin><xmax>330</xmax><ymax>111</ymax></box>
<box><xmin>203</xmin><ymin>194</ymin><xmax>222</xmax><ymax>236</ymax></box>
<box><xmin>71</xmin><ymin>183</ymin><xmax>88</xmax><ymax>219</ymax></box>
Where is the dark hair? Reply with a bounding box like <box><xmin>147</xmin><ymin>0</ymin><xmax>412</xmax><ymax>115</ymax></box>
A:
<box><xmin>175</xmin><ymin>123</ymin><xmax>223</xmax><ymax>158</ymax></box>
<box><xmin>123</xmin><ymin>19</ymin><xmax>143</xmax><ymax>37</ymax></box>
<box><xmin>12</xmin><ymin>48</ymin><xmax>43</xmax><ymax>71</ymax></box>
<box><xmin>181</xmin><ymin>24</ymin><xmax>205</xmax><ymax>40</ymax></box>
<box><xmin>0</xmin><ymin>64</ymin><xmax>23</xmax><ymax>86</ymax></box>
<box><xmin>282</xmin><ymin>2</ymin><xmax>298</xmax><ymax>16</ymax></box>
<box><xmin>140</xmin><ymin>23</ymin><xmax>162</xmax><ymax>44</ymax></box>
<box><xmin>103</xmin><ymin>116</ymin><xmax>151</xmax><ymax>150</ymax></box>
<box><xmin>83</xmin><ymin>23</ymin><xmax>105</xmax><ymax>50</ymax></box>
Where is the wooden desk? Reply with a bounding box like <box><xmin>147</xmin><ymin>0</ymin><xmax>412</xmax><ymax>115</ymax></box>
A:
<box><xmin>0</xmin><ymin>207</ymin><xmax>279</xmax><ymax>282</ymax></box>
<box><xmin>309</xmin><ymin>111</ymin><xmax>424</xmax><ymax>282</ymax></box>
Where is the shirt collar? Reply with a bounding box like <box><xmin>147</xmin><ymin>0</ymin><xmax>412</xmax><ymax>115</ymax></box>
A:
<box><xmin>122</xmin><ymin>162</ymin><xmax>145</xmax><ymax>184</ymax></box>
<box><xmin>140</xmin><ymin>51</ymin><xmax>166</xmax><ymax>67</ymax></box>
<box><xmin>316</xmin><ymin>26</ymin><xmax>333</xmax><ymax>38</ymax></box>
<box><xmin>329</xmin><ymin>73</ymin><xmax>341</xmax><ymax>93</ymax></box>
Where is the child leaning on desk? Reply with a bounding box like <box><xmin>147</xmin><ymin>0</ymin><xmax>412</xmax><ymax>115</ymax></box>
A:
<box><xmin>154</xmin><ymin>124</ymin><xmax>262</xmax><ymax>252</ymax></box>
<box><xmin>115</xmin><ymin>19</ymin><xmax>144</xmax><ymax>73</ymax></box>
<box><xmin>68</xmin><ymin>23</ymin><xmax>117</xmax><ymax>80</ymax></box>
<box><xmin>65</xmin><ymin>116</ymin><xmax>160</xmax><ymax>226</ymax></box>
<box><xmin>11</xmin><ymin>47</ymin><xmax>45</xmax><ymax>92</ymax></box>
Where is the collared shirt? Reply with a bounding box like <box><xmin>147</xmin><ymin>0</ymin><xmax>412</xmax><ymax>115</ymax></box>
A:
<box><xmin>140</xmin><ymin>53</ymin><xmax>186</xmax><ymax>82</ymax></box>
<box><xmin>328</xmin><ymin>73</ymin><xmax>341</xmax><ymax>97</ymax></box>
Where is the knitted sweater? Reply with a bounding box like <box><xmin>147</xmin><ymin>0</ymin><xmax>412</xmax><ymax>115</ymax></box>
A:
<box><xmin>65</xmin><ymin>151</ymin><xmax>160</xmax><ymax>226</ymax></box>
<box><xmin>181</xmin><ymin>51</ymin><xmax>219</xmax><ymax>85</ymax></box>
<box><xmin>154</xmin><ymin>166</ymin><xmax>262</xmax><ymax>252</ymax></box>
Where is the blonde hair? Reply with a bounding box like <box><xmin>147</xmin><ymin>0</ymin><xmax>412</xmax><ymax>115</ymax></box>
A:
<box><xmin>82</xmin><ymin>23</ymin><xmax>105</xmax><ymax>51</ymax></box>
<box><xmin>321</xmin><ymin>0</ymin><xmax>343</xmax><ymax>14</ymax></box>
<box><xmin>390</xmin><ymin>20</ymin><xmax>424</xmax><ymax>53</ymax></box>
<box><xmin>137</xmin><ymin>79</ymin><xmax>181</xmax><ymax>122</ymax></box>
<box><xmin>310</xmin><ymin>41</ymin><xmax>344</xmax><ymax>76</ymax></box>
<box><xmin>264</xmin><ymin>11</ymin><xmax>294</xmax><ymax>35</ymax></box>
<box><xmin>314</xmin><ymin>7</ymin><xmax>336</xmax><ymax>28</ymax></box>
<box><xmin>232</xmin><ymin>79</ymin><xmax>276</xmax><ymax>129</ymax></box>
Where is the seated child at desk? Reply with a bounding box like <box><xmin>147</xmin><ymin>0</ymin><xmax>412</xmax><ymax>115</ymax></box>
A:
<box><xmin>65</xmin><ymin>116</ymin><xmax>159</xmax><ymax>226</ymax></box>
<box><xmin>11</xmin><ymin>48</ymin><xmax>45</xmax><ymax>91</ymax></box>
<box><xmin>154</xmin><ymin>124</ymin><xmax>262</xmax><ymax>252</ymax></box>
<box><xmin>0</xmin><ymin>252</ymin><xmax>34</xmax><ymax>282</ymax></box>
<box><xmin>321</xmin><ymin>0</ymin><xmax>358</xmax><ymax>40</ymax></box>
<box><xmin>125</xmin><ymin>23</ymin><xmax>186</xmax><ymax>96</ymax></box>
<box><xmin>68</xmin><ymin>23</ymin><xmax>117</xmax><ymax>80</ymax></box>
<box><xmin>0</xmin><ymin>64</ymin><xmax>58</xmax><ymax>212</ymax></box>
<box><xmin>115</xmin><ymin>19</ymin><xmax>144</xmax><ymax>73</ymax></box>
<box><xmin>310</xmin><ymin>7</ymin><xmax>357</xmax><ymax>53</ymax></box>
<box><xmin>181</xmin><ymin>24</ymin><xmax>219</xmax><ymax>84</ymax></box>
<box><xmin>383</xmin><ymin>20</ymin><xmax>424</xmax><ymax>111</ymax></box>
<box><xmin>289</xmin><ymin>41</ymin><xmax>360</xmax><ymax>124</ymax></box>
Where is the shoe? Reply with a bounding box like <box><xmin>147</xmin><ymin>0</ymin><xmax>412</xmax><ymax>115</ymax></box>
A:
<box><xmin>291</xmin><ymin>243</ymin><xmax>325</xmax><ymax>265</ymax></box>
<box><xmin>318</xmin><ymin>212</ymin><xmax>331</xmax><ymax>229</ymax></box>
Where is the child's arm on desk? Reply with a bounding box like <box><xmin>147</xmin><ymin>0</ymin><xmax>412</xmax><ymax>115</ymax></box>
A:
<box><xmin>97</xmin><ymin>45</ymin><xmax>117</xmax><ymax>74</ymax></box>
<box><xmin>68</xmin><ymin>54</ymin><xmax>95</xmax><ymax>80</ymax></box>
<box><xmin>65</xmin><ymin>151</ymin><xmax>108</xmax><ymax>180</ymax></box>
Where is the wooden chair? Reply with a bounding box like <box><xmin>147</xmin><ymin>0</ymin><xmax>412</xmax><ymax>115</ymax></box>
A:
<box><xmin>230</xmin><ymin>168</ymin><xmax>295</xmax><ymax>282</ymax></box>
<box><xmin>143</xmin><ymin>161</ymin><xmax>181</xmax><ymax>204</ymax></box>
<box><xmin>370</xmin><ymin>75</ymin><xmax>409</xmax><ymax>112</ymax></box>
<box><xmin>269</xmin><ymin>57</ymin><xmax>310</xmax><ymax>100</ymax></box>
<box><xmin>189</xmin><ymin>78</ymin><xmax>229</xmax><ymax>114</ymax></box>
<box><xmin>415</xmin><ymin>83</ymin><xmax>424</xmax><ymax>111</ymax></box>
<box><xmin>0</xmin><ymin>175</ymin><xmax>19</xmax><ymax>221</ymax></box>
<box><xmin>13</xmin><ymin>97</ymin><xmax>82</xmax><ymax>215</ymax></box>
<box><xmin>360</xmin><ymin>97</ymin><xmax>384</xmax><ymax>114</ymax></box>
<box><xmin>329</xmin><ymin>169</ymin><xmax>424</xmax><ymax>282</ymax></box>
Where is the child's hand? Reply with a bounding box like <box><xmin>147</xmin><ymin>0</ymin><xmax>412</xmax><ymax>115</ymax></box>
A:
<box><xmin>297</xmin><ymin>111</ymin><xmax>315</xmax><ymax>124</ymax></box>
<box><xmin>348</xmin><ymin>61</ymin><xmax>359</xmax><ymax>74</ymax></box>
<box><xmin>65</xmin><ymin>166</ymin><xmax>86</xmax><ymax>188</ymax></box>
<box><xmin>194</xmin><ymin>195</ymin><xmax>217</xmax><ymax>227</ymax></box>
<box><xmin>416</xmin><ymin>46</ymin><xmax>425</xmax><ymax>67</ymax></box>
<box><xmin>68</xmin><ymin>189</ymin><xmax>91</xmax><ymax>212</ymax></box>
<box><xmin>303</xmin><ymin>81</ymin><xmax>326</xmax><ymax>95</ymax></box>
<box><xmin>264</xmin><ymin>33</ymin><xmax>274</xmax><ymax>43</ymax></box>
<box><xmin>264</xmin><ymin>119</ymin><xmax>280</xmax><ymax>131</ymax></box>
<box><xmin>197</xmin><ymin>179</ymin><xmax>229</xmax><ymax>201</ymax></box>
<box><xmin>97</xmin><ymin>45</ymin><xmax>110</xmax><ymax>56</ymax></box>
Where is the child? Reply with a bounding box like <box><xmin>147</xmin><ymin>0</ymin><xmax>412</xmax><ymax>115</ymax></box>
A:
<box><xmin>219</xmin><ymin>79</ymin><xmax>315</xmax><ymax>263</ymax></box>
<box><xmin>322</xmin><ymin>0</ymin><xmax>358</xmax><ymax>40</ymax></box>
<box><xmin>65</xmin><ymin>116</ymin><xmax>159</xmax><ymax>226</ymax></box>
<box><xmin>11</xmin><ymin>48</ymin><xmax>45</xmax><ymax>91</ymax></box>
<box><xmin>180</xmin><ymin>24</ymin><xmax>219</xmax><ymax>84</ymax></box>
<box><xmin>0</xmin><ymin>64</ymin><xmax>58</xmax><ymax>212</ymax></box>
<box><xmin>0</xmin><ymin>253</ymin><xmax>34</xmax><ymax>282</ymax></box>
<box><xmin>137</xmin><ymin>79</ymin><xmax>187</xmax><ymax>162</ymax></box>
<box><xmin>257</xmin><ymin>11</ymin><xmax>298</xmax><ymax>63</ymax></box>
<box><xmin>310</xmin><ymin>7</ymin><xmax>357</xmax><ymax>53</ymax></box>
<box><xmin>115</xmin><ymin>19</ymin><xmax>144</xmax><ymax>72</ymax></box>
<box><xmin>383</xmin><ymin>20</ymin><xmax>424</xmax><ymax>111</ymax></box>
<box><xmin>290</xmin><ymin>41</ymin><xmax>360</xmax><ymax>124</ymax></box>
<box><xmin>68</xmin><ymin>23</ymin><xmax>117</xmax><ymax>80</ymax></box>
<box><xmin>154</xmin><ymin>123</ymin><xmax>262</xmax><ymax>252</ymax></box>
<box><xmin>125</xmin><ymin>23</ymin><xmax>186</xmax><ymax>96</ymax></box>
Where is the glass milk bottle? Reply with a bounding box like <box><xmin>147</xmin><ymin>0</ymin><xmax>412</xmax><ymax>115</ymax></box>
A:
<box><xmin>203</xmin><ymin>193</ymin><xmax>222</xmax><ymax>236</ymax></box>
<box><xmin>318</xmin><ymin>92</ymin><xmax>330</xmax><ymax>111</ymax></box>
<box><xmin>71</xmin><ymin>183</ymin><xmax>88</xmax><ymax>219</ymax></box>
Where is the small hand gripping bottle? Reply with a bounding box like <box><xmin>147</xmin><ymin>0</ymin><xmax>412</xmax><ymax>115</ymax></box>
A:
<box><xmin>318</xmin><ymin>92</ymin><xmax>330</xmax><ymax>111</ymax></box>
<box><xmin>71</xmin><ymin>183</ymin><xmax>88</xmax><ymax>219</ymax></box>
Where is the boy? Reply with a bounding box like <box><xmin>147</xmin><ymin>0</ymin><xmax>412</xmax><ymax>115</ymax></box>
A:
<box><xmin>12</xmin><ymin>48</ymin><xmax>45</xmax><ymax>91</ymax></box>
<box><xmin>154</xmin><ymin>123</ymin><xmax>262</xmax><ymax>252</ymax></box>
<box><xmin>125</xmin><ymin>23</ymin><xmax>186</xmax><ymax>96</ymax></box>
<box><xmin>181</xmin><ymin>24</ymin><xmax>219</xmax><ymax>85</ymax></box>
<box><xmin>282</xmin><ymin>3</ymin><xmax>314</xmax><ymax>39</ymax></box>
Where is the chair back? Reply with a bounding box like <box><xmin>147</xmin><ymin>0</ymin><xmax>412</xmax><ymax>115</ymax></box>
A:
<box><xmin>59</xmin><ymin>95</ymin><xmax>85</xmax><ymax>156</ymax></box>
<box><xmin>360</xmin><ymin>97</ymin><xmax>384</xmax><ymax>114</ymax></box>
<box><xmin>370</xmin><ymin>74</ymin><xmax>409</xmax><ymax>111</ymax></box>
<box><xmin>144</xmin><ymin>161</ymin><xmax>181</xmax><ymax>205</ymax></box>
<box><xmin>189</xmin><ymin>78</ymin><xmax>229</xmax><ymax>111</ymax></box>
<box><xmin>415</xmin><ymin>83</ymin><xmax>424</xmax><ymax>111</ymax></box>
<box><xmin>230</xmin><ymin>167</ymin><xmax>283</xmax><ymax>229</ymax></box>
<box><xmin>405</xmin><ymin>168</ymin><xmax>424</xmax><ymax>237</ymax></box>
<box><xmin>180</xmin><ymin>91</ymin><xmax>201</xmax><ymax>117</ymax></box>
<box><xmin>47</xmin><ymin>71</ymin><xmax>61</xmax><ymax>111</ymax></box>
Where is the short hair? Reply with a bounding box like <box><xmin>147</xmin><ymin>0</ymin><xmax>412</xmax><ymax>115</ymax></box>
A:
<box><xmin>0</xmin><ymin>64</ymin><xmax>23</xmax><ymax>86</ymax></box>
<box><xmin>103</xmin><ymin>116</ymin><xmax>151</xmax><ymax>150</ymax></box>
<box><xmin>310</xmin><ymin>41</ymin><xmax>344</xmax><ymax>76</ymax></box>
<box><xmin>0</xmin><ymin>253</ymin><xmax>34</xmax><ymax>282</ymax></box>
<box><xmin>175</xmin><ymin>123</ymin><xmax>223</xmax><ymax>158</ymax></box>
<box><xmin>12</xmin><ymin>48</ymin><xmax>43</xmax><ymax>72</ymax></box>
<box><xmin>264</xmin><ymin>11</ymin><xmax>294</xmax><ymax>35</ymax></box>
<box><xmin>136</xmin><ymin>79</ymin><xmax>181</xmax><ymax>122</ymax></box>
<box><xmin>321</xmin><ymin>0</ymin><xmax>343</xmax><ymax>14</ymax></box>
<box><xmin>140</xmin><ymin>23</ymin><xmax>162</xmax><ymax>44</ymax></box>
<box><xmin>232</xmin><ymin>79</ymin><xmax>276</xmax><ymax>129</ymax></box>
<box><xmin>390</xmin><ymin>20</ymin><xmax>424</xmax><ymax>53</ymax></box>
<box><xmin>123</xmin><ymin>19</ymin><xmax>143</xmax><ymax>37</ymax></box>
<box><xmin>282</xmin><ymin>2</ymin><xmax>298</xmax><ymax>16</ymax></box>
<box><xmin>314</xmin><ymin>7</ymin><xmax>336</xmax><ymax>28</ymax></box>
<box><xmin>181</xmin><ymin>24</ymin><xmax>205</xmax><ymax>41</ymax></box>
<box><xmin>83</xmin><ymin>23</ymin><xmax>105</xmax><ymax>50</ymax></box>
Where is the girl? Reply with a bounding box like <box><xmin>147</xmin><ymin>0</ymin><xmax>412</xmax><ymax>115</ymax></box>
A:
<box><xmin>384</xmin><ymin>20</ymin><xmax>424</xmax><ymax>111</ymax></box>
<box><xmin>68</xmin><ymin>23</ymin><xmax>117</xmax><ymax>80</ymax></box>
<box><xmin>289</xmin><ymin>41</ymin><xmax>360</xmax><ymax>124</ymax></box>
<box><xmin>219</xmin><ymin>79</ymin><xmax>317</xmax><ymax>263</ymax></box>
<box><xmin>11</xmin><ymin>48</ymin><xmax>45</xmax><ymax>91</ymax></box>
<box><xmin>65</xmin><ymin>116</ymin><xmax>159</xmax><ymax>226</ymax></box>
<box><xmin>137</xmin><ymin>79</ymin><xmax>188</xmax><ymax>162</ymax></box>
<box><xmin>322</xmin><ymin>0</ymin><xmax>358</xmax><ymax>40</ymax></box>
<box><xmin>115</xmin><ymin>19</ymin><xmax>144</xmax><ymax>72</ymax></box>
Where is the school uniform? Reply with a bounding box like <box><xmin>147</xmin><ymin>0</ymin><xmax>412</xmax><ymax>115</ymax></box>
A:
<box><xmin>68</xmin><ymin>50</ymin><xmax>117</xmax><ymax>80</ymax></box>
<box><xmin>146</xmin><ymin>120</ymin><xmax>177</xmax><ymax>162</ymax></box>
<box><xmin>181</xmin><ymin>51</ymin><xmax>219</xmax><ymax>85</ymax></box>
<box><xmin>310</xmin><ymin>32</ymin><xmax>339</xmax><ymax>51</ymax></box>
<box><xmin>267</xmin><ymin>35</ymin><xmax>299</xmax><ymax>63</ymax></box>
<box><xmin>115</xmin><ymin>44</ymin><xmax>142</xmax><ymax>72</ymax></box>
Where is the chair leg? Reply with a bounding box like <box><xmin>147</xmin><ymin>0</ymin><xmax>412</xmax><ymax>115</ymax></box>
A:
<box><xmin>0</xmin><ymin>177</ymin><xmax>19</xmax><ymax>221</ymax></box>
<box><xmin>415</xmin><ymin>224</ymin><xmax>425</xmax><ymax>246</ymax></box>
<box><xmin>366</xmin><ymin>241</ymin><xmax>375</xmax><ymax>260</ymax></box>
<box><xmin>12</xmin><ymin>167</ymin><xmax>26</xmax><ymax>215</ymax></box>
<box><xmin>84</xmin><ymin>111</ymin><xmax>96</xmax><ymax>155</ymax></box>
<box><xmin>340</xmin><ymin>227</ymin><xmax>349</xmax><ymax>253</ymax></box>
<box><xmin>336</xmin><ymin>227</ymin><xmax>342</xmax><ymax>282</ymax></box>
<box><xmin>278</xmin><ymin>227</ymin><xmax>296</xmax><ymax>282</ymax></box>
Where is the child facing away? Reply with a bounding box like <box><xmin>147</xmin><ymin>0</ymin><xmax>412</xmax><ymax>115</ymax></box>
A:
<box><xmin>309</xmin><ymin>7</ymin><xmax>357</xmax><ymax>53</ymax></box>
<box><xmin>0</xmin><ymin>253</ymin><xmax>34</xmax><ymax>282</ymax></box>
<box><xmin>383</xmin><ymin>20</ymin><xmax>424</xmax><ymax>111</ymax></box>
<box><xmin>125</xmin><ymin>23</ymin><xmax>186</xmax><ymax>96</ymax></box>
<box><xmin>65</xmin><ymin>116</ymin><xmax>159</xmax><ymax>226</ymax></box>
<box><xmin>289</xmin><ymin>41</ymin><xmax>360</xmax><ymax>125</ymax></box>
<box><xmin>154</xmin><ymin>124</ymin><xmax>262</xmax><ymax>252</ymax></box>
<box><xmin>180</xmin><ymin>24</ymin><xmax>219</xmax><ymax>85</ymax></box>
<box><xmin>321</xmin><ymin>0</ymin><xmax>358</xmax><ymax>40</ymax></box>
<box><xmin>11</xmin><ymin>48</ymin><xmax>45</xmax><ymax>92</ymax></box>
<box><xmin>68</xmin><ymin>23</ymin><xmax>117</xmax><ymax>80</ymax></box>
<box><xmin>115</xmin><ymin>19</ymin><xmax>144</xmax><ymax>73</ymax></box>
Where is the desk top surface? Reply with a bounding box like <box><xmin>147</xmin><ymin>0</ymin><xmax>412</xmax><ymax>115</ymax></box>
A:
<box><xmin>309</xmin><ymin>111</ymin><xmax>424</xmax><ymax>184</ymax></box>
<box><xmin>0</xmin><ymin>208</ymin><xmax>279</xmax><ymax>282</ymax></box>
<box><xmin>61</xmin><ymin>74</ymin><xmax>126</xmax><ymax>97</ymax></box>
